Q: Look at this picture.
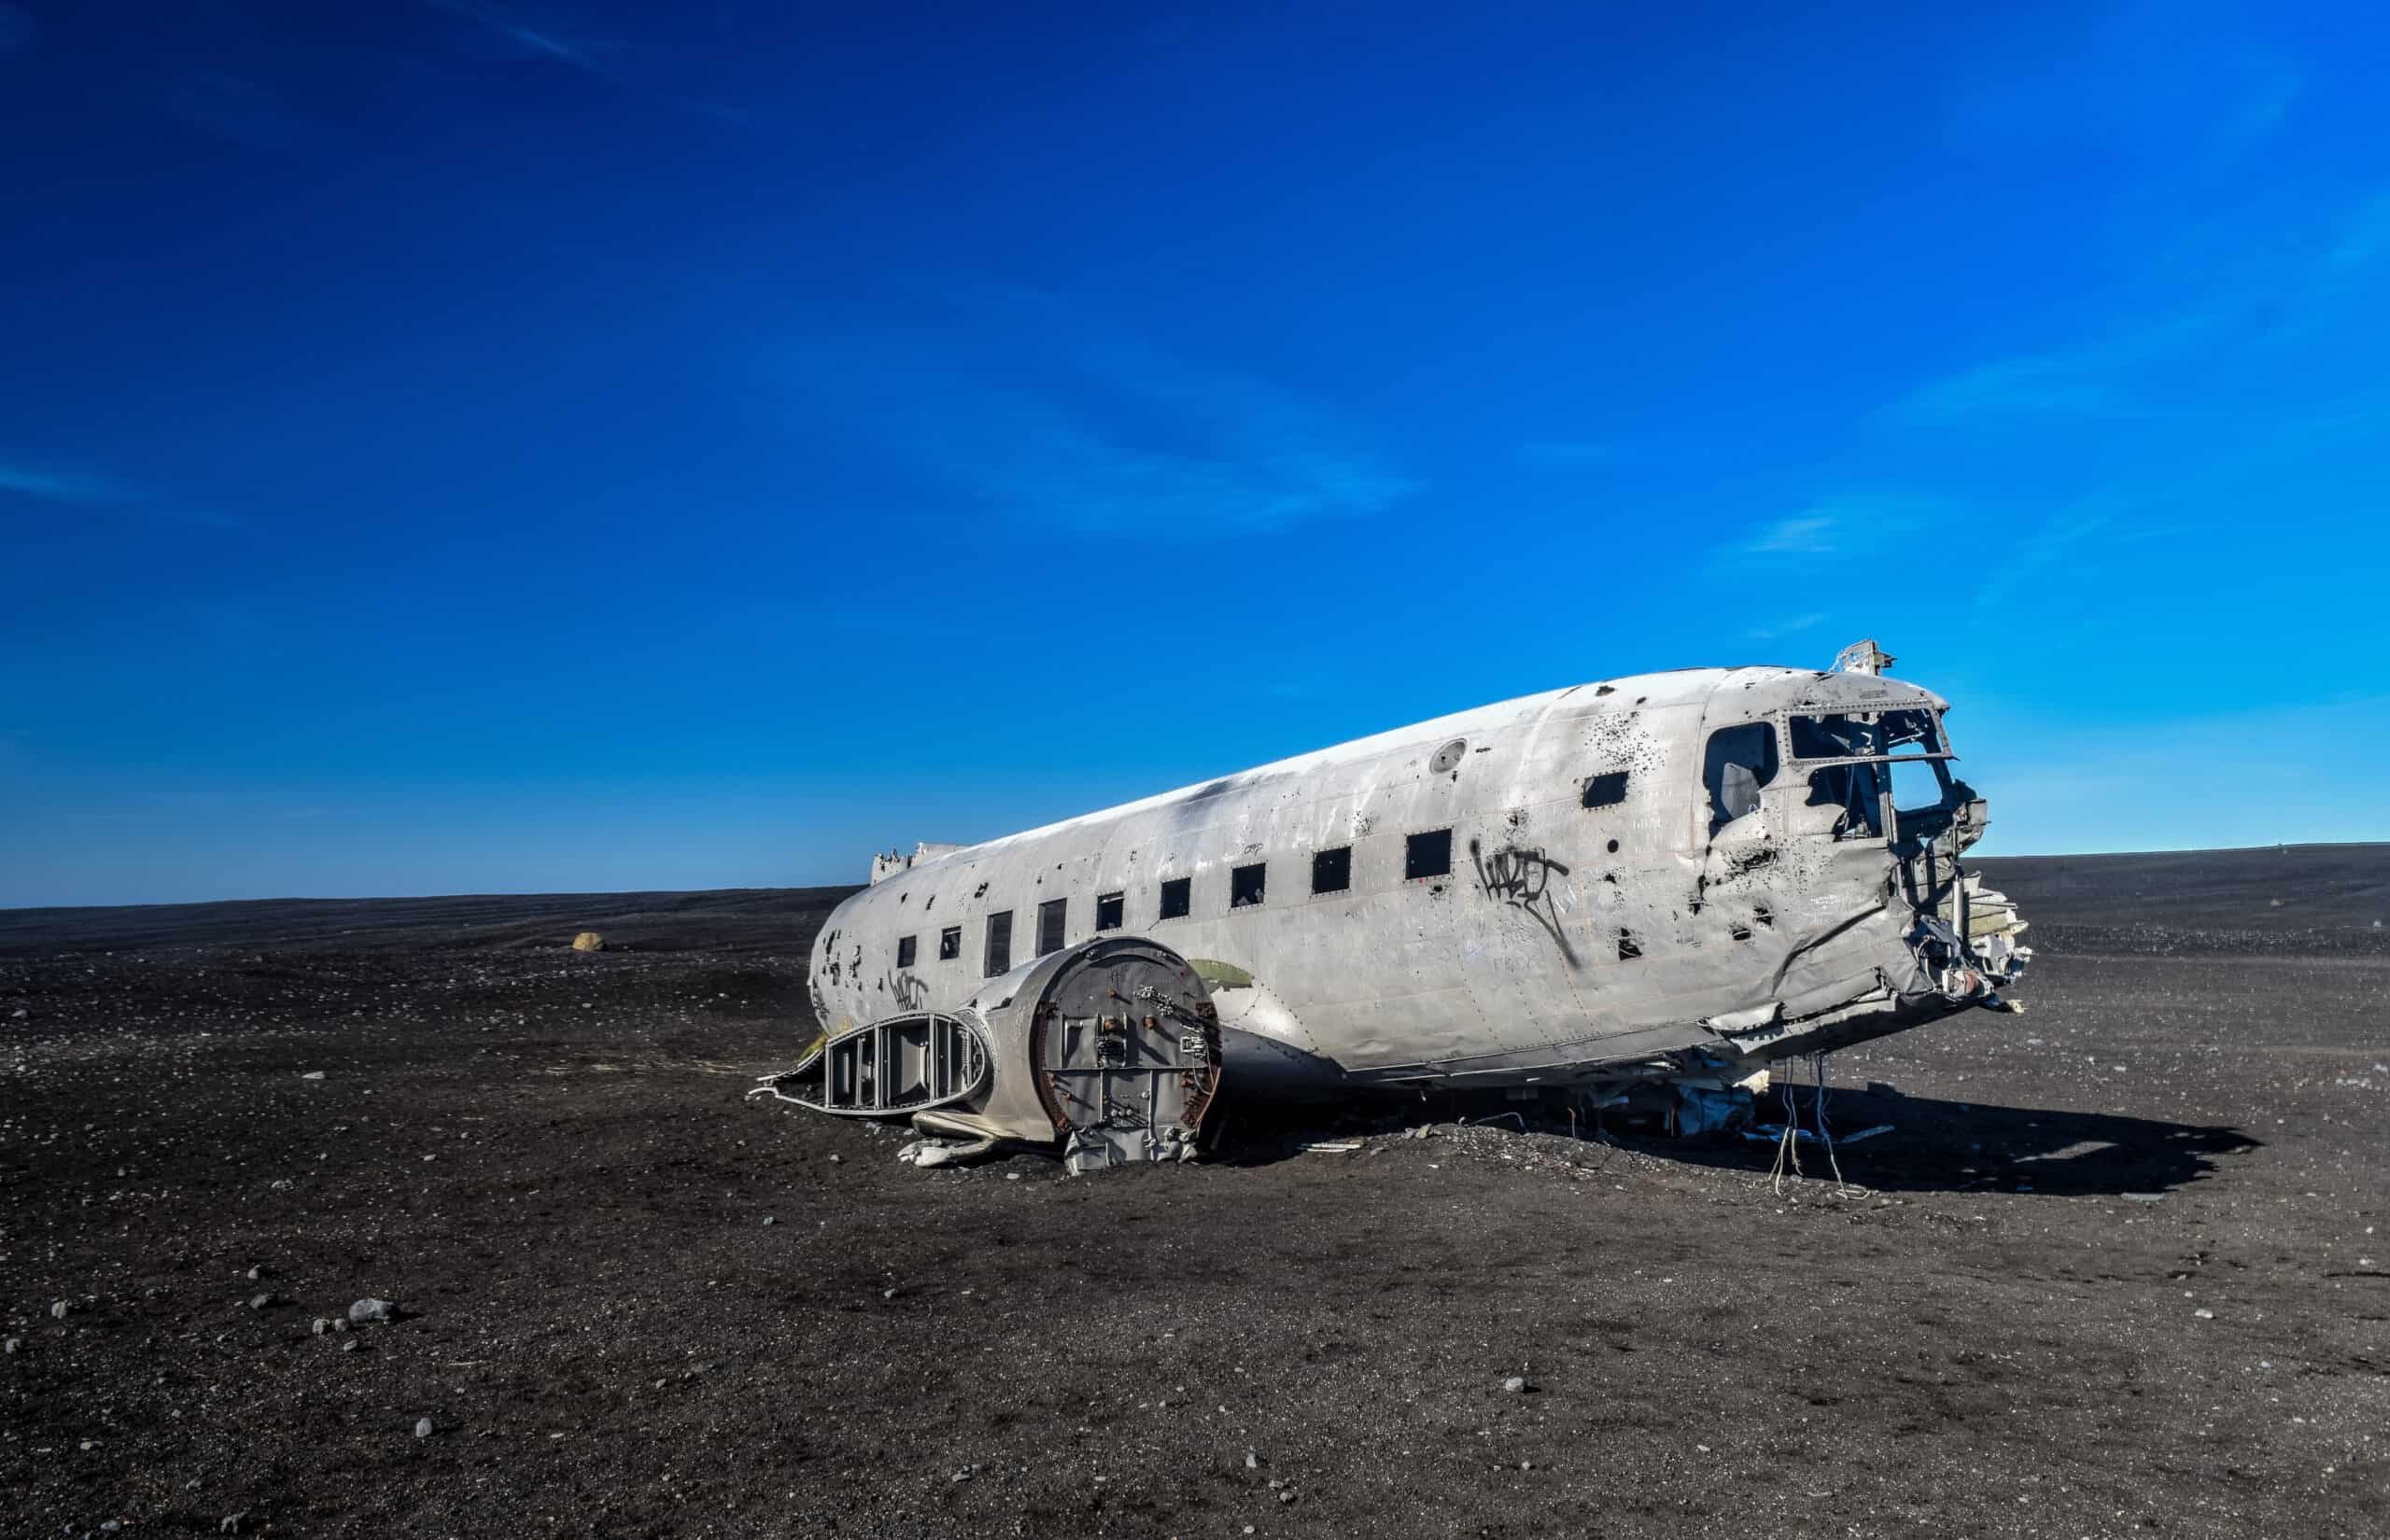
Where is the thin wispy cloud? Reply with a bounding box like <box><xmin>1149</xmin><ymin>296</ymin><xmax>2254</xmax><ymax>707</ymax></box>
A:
<box><xmin>0</xmin><ymin>456</ymin><xmax>252</xmax><ymax>534</ymax></box>
<box><xmin>1893</xmin><ymin>174</ymin><xmax>2390</xmax><ymax>430</ymax></box>
<box><xmin>428</xmin><ymin>1</ymin><xmax>757</xmax><ymax>127</ymax></box>
<box><xmin>1946</xmin><ymin>6</ymin><xmax>2300</xmax><ymax>161</ymax></box>
<box><xmin>803</xmin><ymin>305</ymin><xmax>1418</xmax><ymax>540</ymax></box>
<box><xmin>1744</xmin><ymin>613</ymin><xmax>1825</xmax><ymax>642</ymax></box>
<box><xmin>1739</xmin><ymin>513</ymin><xmax>1843</xmax><ymax>555</ymax></box>
<box><xmin>1888</xmin><ymin>315</ymin><xmax>2224</xmax><ymax>427</ymax></box>
<box><xmin>1974</xmin><ymin>509</ymin><xmax>2113</xmax><ymax>609</ymax></box>
<box><xmin>1891</xmin><ymin>352</ymin><xmax>2133</xmax><ymax>423</ymax></box>
<box><xmin>2327</xmin><ymin>191</ymin><xmax>2390</xmax><ymax>270</ymax></box>
<box><xmin>0</xmin><ymin>463</ymin><xmax>137</xmax><ymax>505</ymax></box>
<box><xmin>1726</xmin><ymin>495</ymin><xmax>1937</xmax><ymax>562</ymax></box>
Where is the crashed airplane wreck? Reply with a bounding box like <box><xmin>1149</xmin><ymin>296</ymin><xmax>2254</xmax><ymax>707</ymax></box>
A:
<box><xmin>756</xmin><ymin>642</ymin><xmax>2029</xmax><ymax>1171</ymax></box>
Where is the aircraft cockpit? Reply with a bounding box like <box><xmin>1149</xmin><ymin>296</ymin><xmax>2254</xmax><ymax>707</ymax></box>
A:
<box><xmin>1705</xmin><ymin>699</ymin><xmax>1975</xmax><ymax>848</ymax></box>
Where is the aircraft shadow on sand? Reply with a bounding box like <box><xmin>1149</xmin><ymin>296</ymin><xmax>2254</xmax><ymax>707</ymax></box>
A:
<box><xmin>1219</xmin><ymin>1085</ymin><xmax>2259</xmax><ymax>1197</ymax></box>
<box><xmin>1592</xmin><ymin>1085</ymin><xmax>2256</xmax><ymax>1197</ymax></box>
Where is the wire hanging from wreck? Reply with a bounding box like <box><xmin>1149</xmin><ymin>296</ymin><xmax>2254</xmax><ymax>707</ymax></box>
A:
<box><xmin>1808</xmin><ymin>1051</ymin><xmax>1867</xmax><ymax>1197</ymax></box>
<box><xmin>1767</xmin><ymin>1053</ymin><xmax>1869</xmax><ymax>1198</ymax></box>
<box><xmin>1768</xmin><ymin>1075</ymin><xmax>1803</xmax><ymax>1195</ymax></box>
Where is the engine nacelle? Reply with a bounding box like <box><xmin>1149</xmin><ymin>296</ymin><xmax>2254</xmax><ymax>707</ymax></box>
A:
<box><xmin>766</xmin><ymin>936</ymin><xmax>1223</xmax><ymax>1174</ymax></box>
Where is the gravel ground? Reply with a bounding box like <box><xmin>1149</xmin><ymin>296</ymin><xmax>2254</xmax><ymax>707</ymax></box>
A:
<box><xmin>2</xmin><ymin>847</ymin><xmax>2384</xmax><ymax>1538</ymax></box>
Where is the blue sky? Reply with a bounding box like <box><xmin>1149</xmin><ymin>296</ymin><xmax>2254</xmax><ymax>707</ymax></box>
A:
<box><xmin>3</xmin><ymin>0</ymin><xmax>2385</xmax><ymax>907</ymax></box>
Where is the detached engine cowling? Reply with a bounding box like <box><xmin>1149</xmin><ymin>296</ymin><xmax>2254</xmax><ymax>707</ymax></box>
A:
<box><xmin>912</xmin><ymin>936</ymin><xmax>1223</xmax><ymax>1172</ymax></box>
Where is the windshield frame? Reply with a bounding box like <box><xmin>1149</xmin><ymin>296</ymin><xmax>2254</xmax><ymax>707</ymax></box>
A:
<box><xmin>1783</xmin><ymin>706</ymin><xmax>1953</xmax><ymax>765</ymax></box>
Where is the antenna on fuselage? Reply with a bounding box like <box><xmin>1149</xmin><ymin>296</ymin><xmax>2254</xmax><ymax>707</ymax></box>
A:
<box><xmin>1831</xmin><ymin>638</ymin><xmax>1895</xmax><ymax>677</ymax></box>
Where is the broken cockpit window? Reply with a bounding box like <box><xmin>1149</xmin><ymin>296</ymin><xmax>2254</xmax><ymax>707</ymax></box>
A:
<box><xmin>1891</xmin><ymin>756</ymin><xmax>1954</xmax><ymax>819</ymax></box>
<box><xmin>1701</xmin><ymin>722</ymin><xmax>1778</xmax><ymax>832</ymax></box>
<box><xmin>1806</xmin><ymin>763</ymin><xmax>1884</xmax><ymax>839</ymax></box>
<box><xmin>1787</xmin><ymin>707</ymin><xmax>1950</xmax><ymax>838</ymax></box>
<box><xmin>1790</xmin><ymin>708</ymin><xmax>1941</xmax><ymax>760</ymax></box>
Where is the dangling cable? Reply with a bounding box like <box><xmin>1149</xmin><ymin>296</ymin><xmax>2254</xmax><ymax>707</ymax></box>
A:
<box><xmin>1810</xmin><ymin>1051</ymin><xmax>1868</xmax><ymax>1197</ymax></box>
<box><xmin>1768</xmin><ymin>1072</ymin><xmax>1802</xmax><ymax>1195</ymax></box>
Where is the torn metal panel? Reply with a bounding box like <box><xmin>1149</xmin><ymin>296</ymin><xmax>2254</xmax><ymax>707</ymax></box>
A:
<box><xmin>870</xmin><ymin>841</ymin><xmax>966</xmax><ymax>885</ymax></box>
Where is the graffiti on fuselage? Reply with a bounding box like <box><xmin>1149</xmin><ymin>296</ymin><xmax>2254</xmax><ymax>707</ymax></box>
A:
<box><xmin>881</xmin><ymin>969</ymin><xmax>930</xmax><ymax>1010</ymax></box>
<box><xmin>1469</xmin><ymin>838</ymin><xmax>1580</xmax><ymax>967</ymax></box>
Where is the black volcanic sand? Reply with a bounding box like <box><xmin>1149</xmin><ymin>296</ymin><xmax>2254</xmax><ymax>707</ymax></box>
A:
<box><xmin>2</xmin><ymin>847</ymin><xmax>2385</xmax><ymax>1538</ymax></box>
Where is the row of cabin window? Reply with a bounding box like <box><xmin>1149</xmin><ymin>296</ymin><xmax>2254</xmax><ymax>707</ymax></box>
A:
<box><xmin>888</xmin><ymin>828</ymin><xmax>1459</xmax><ymax>978</ymax></box>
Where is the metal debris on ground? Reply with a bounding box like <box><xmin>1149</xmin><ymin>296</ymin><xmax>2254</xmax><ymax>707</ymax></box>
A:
<box><xmin>898</xmin><ymin>1135</ymin><xmax>998</xmax><ymax>1169</ymax></box>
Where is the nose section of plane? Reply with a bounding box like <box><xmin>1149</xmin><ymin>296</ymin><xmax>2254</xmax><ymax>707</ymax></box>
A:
<box><xmin>1908</xmin><ymin>871</ymin><xmax>2031</xmax><ymax>1005</ymax></box>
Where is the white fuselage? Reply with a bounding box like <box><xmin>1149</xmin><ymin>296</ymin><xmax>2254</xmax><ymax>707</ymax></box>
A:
<box><xmin>808</xmin><ymin>665</ymin><xmax>2020</xmax><ymax>1093</ymax></box>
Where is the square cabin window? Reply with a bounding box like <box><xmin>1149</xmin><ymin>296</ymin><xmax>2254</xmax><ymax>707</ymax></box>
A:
<box><xmin>983</xmin><ymin>910</ymin><xmax>1012</xmax><ymax>977</ymax></box>
<box><xmin>1159</xmin><ymin>876</ymin><xmax>1191</xmax><ymax>920</ymax></box>
<box><xmin>937</xmin><ymin>925</ymin><xmax>961</xmax><ymax>961</ymax></box>
<box><xmin>895</xmin><ymin>934</ymin><xmax>917</xmax><ymax>969</ymax></box>
<box><xmin>1037</xmin><ymin>897</ymin><xmax>1066</xmax><ymax>956</ymax></box>
<box><xmin>1095</xmin><ymin>891</ymin><xmax>1125</xmax><ymax>931</ymax></box>
<box><xmin>1405</xmin><ymin>828</ymin><xmax>1453</xmax><ymax>880</ymax></box>
<box><xmin>1312</xmin><ymin>847</ymin><xmax>1352</xmax><ymax>894</ymax></box>
<box><xmin>1230</xmin><ymin>861</ymin><xmax>1266</xmax><ymax>908</ymax></box>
